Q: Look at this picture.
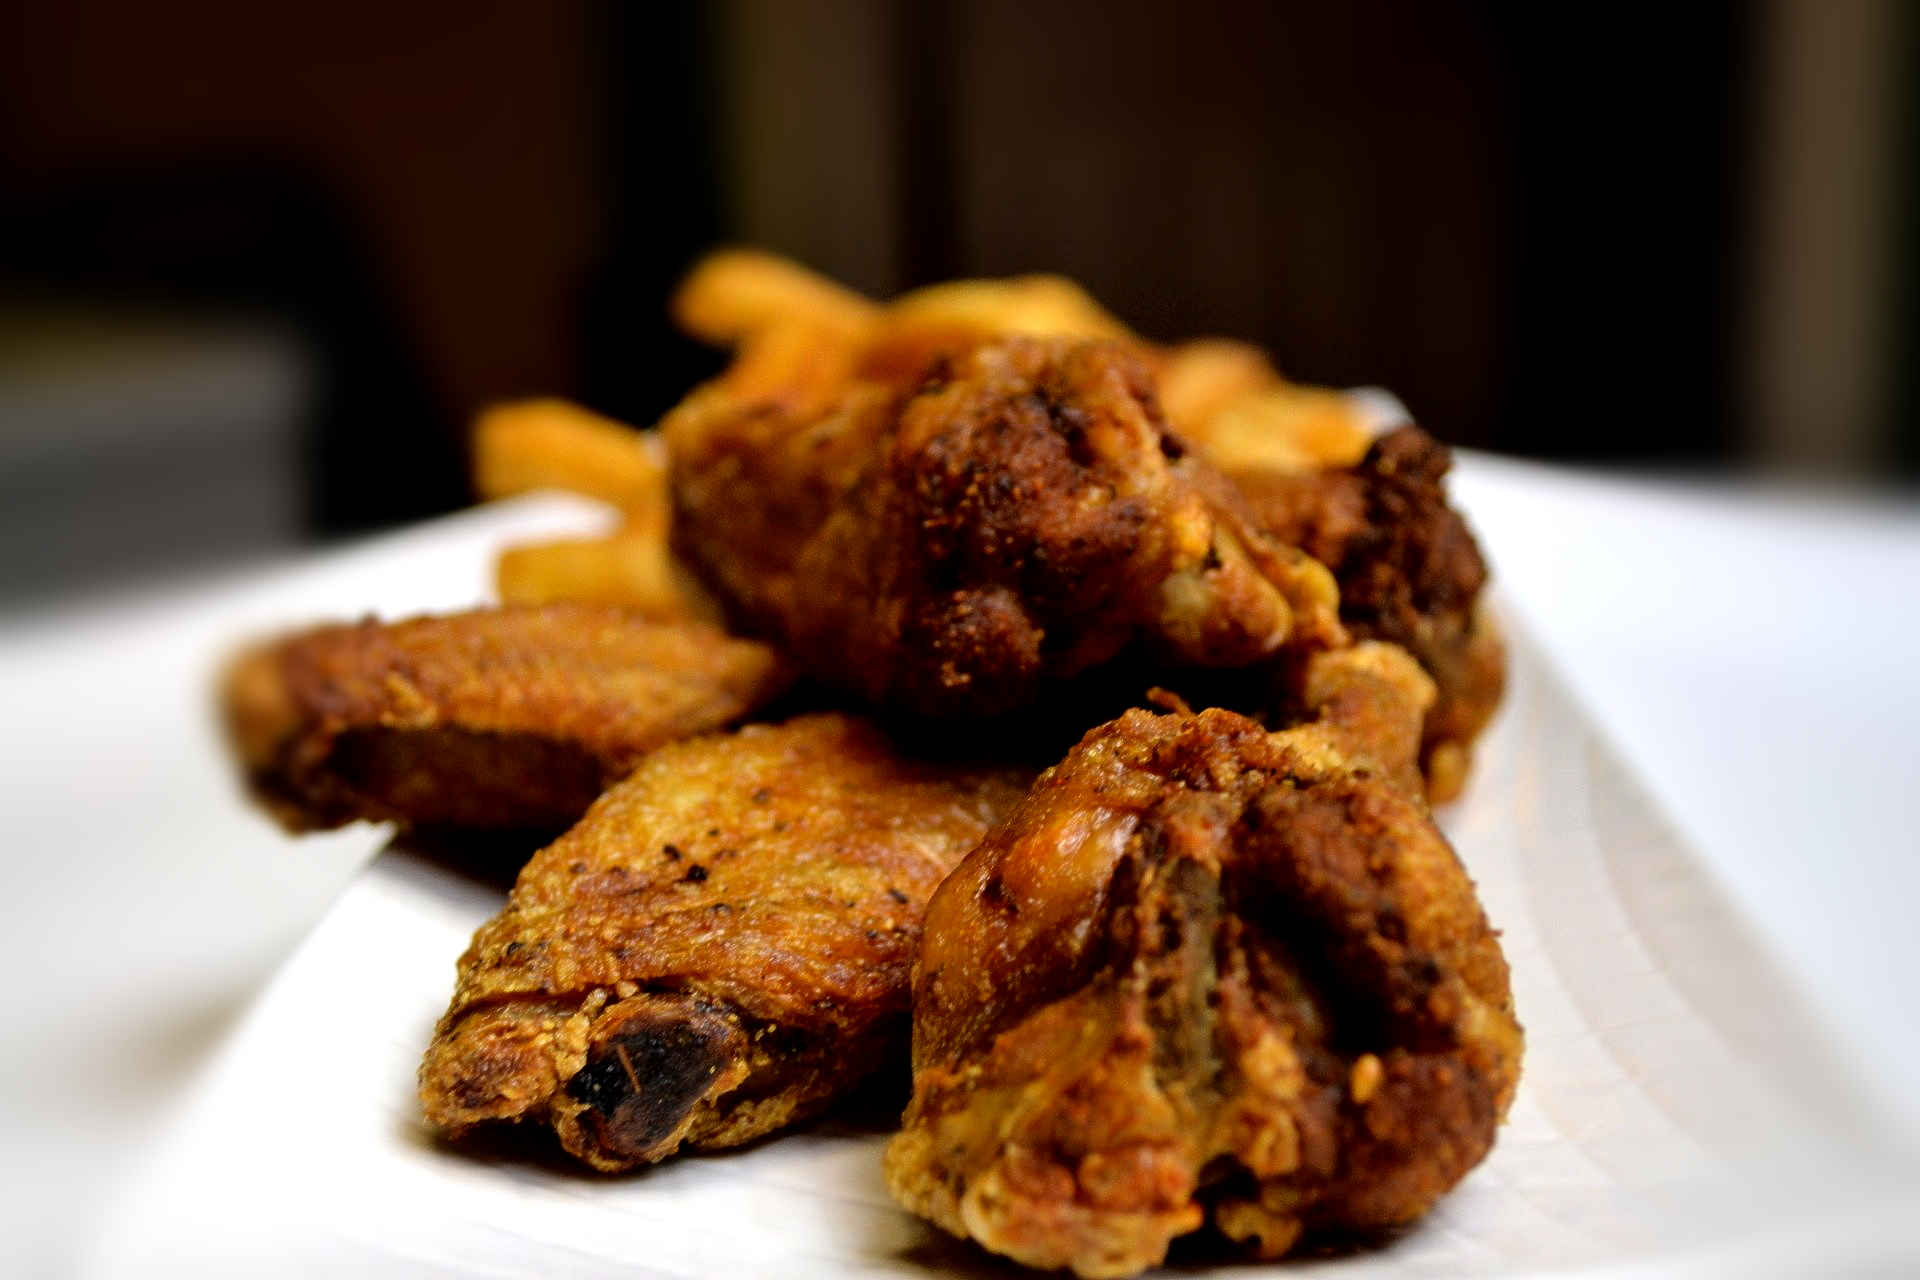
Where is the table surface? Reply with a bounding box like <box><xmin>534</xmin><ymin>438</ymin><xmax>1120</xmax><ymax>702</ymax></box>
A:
<box><xmin>1</xmin><ymin>454</ymin><xmax>1915</xmax><ymax>1275</ymax></box>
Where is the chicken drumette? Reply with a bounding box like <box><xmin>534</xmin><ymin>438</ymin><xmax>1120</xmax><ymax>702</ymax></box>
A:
<box><xmin>420</xmin><ymin>713</ymin><xmax>1032</xmax><ymax>1170</ymax></box>
<box><xmin>224</xmin><ymin>605</ymin><xmax>790</xmax><ymax>832</ymax></box>
<box><xmin>668</xmin><ymin>336</ymin><xmax>1346</xmax><ymax>718</ymax></box>
<box><xmin>886</xmin><ymin>701</ymin><xmax>1521</xmax><ymax>1276</ymax></box>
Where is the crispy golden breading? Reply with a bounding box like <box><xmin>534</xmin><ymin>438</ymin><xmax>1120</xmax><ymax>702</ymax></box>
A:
<box><xmin>1278</xmin><ymin>640</ymin><xmax>1436</xmax><ymax>800</ymax></box>
<box><xmin>886</xmin><ymin>705</ymin><xmax>1521</xmax><ymax>1277</ymax></box>
<box><xmin>419</xmin><ymin>714</ymin><xmax>1033</xmax><ymax>1170</ymax></box>
<box><xmin>223</xmin><ymin>605</ymin><xmax>790</xmax><ymax>832</ymax></box>
<box><xmin>1238</xmin><ymin>426</ymin><xmax>1504</xmax><ymax>802</ymax></box>
<box><xmin>670</xmin><ymin>337</ymin><xmax>1345</xmax><ymax>717</ymax></box>
<box><xmin>664</xmin><ymin>378</ymin><xmax>903</xmax><ymax>637</ymax></box>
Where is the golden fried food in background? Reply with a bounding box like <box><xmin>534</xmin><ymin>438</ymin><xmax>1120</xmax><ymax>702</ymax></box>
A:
<box><xmin>473</xmin><ymin>399</ymin><xmax>724</xmax><ymax>620</ymax></box>
<box><xmin>668</xmin><ymin>253</ymin><xmax>1375</xmax><ymax>472</ymax></box>
<box><xmin>473</xmin><ymin>398</ymin><xmax>668</xmax><ymax>514</ymax></box>
<box><xmin>420</xmin><ymin>714</ymin><xmax>1033</xmax><ymax>1170</ymax></box>
<box><xmin>1197</xmin><ymin>382</ymin><xmax>1374</xmax><ymax>473</ymax></box>
<box><xmin>671</xmin><ymin>247</ymin><xmax>880</xmax><ymax>346</ymax></box>
<box><xmin>670</xmin><ymin>335</ymin><xmax>1345</xmax><ymax>717</ymax></box>
<box><xmin>720</xmin><ymin>320</ymin><xmax>868</xmax><ymax>419</ymax></box>
<box><xmin>858</xmin><ymin>273</ymin><xmax>1135</xmax><ymax>384</ymax></box>
<box><xmin>1151</xmin><ymin>338</ymin><xmax>1274</xmax><ymax>429</ymax></box>
<box><xmin>887</xmin><ymin>705</ymin><xmax>1521</xmax><ymax>1276</ymax></box>
<box><xmin>1152</xmin><ymin>338</ymin><xmax>1373</xmax><ymax>473</ymax></box>
<box><xmin>224</xmin><ymin>605</ymin><xmax>789</xmax><ymax>832</ymax></box>
<box><xmin>494</xmin><ymin>526</ymin><xmax>721</xmax><ymax>623</ymax></box>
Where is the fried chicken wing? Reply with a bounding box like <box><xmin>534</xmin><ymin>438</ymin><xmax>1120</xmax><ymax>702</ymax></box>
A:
<box><xmin>669</xmin><ymin>337</ymin><xmax>1345</xmax><ymax>717</ymax></box>
<box><xmin>419</xmin><ymin>713</ymin><xmax>1033</xmax><ymax>1170</ymax></box>
<box><xmin>224</xmin><ymin>605</ymin><xmax>790</xmax><ymax>832</ymax></box>
<box><xmin>885</xmin><ymin>704</ymin><xmax>1520</xmax><ymax>1276</ymax></box>
<box><xmin>1237</xmin><ymin>426</ymin><xmax>1504</xmax><ymax>801</ymax></box>
<box><xmin>665</xmin><ymin>377</ymin><xmax>901</xmax><ymax>637</ymax></box>
<box><xmin>661</xmin><ymin>255</ymin><xmax>1500</xmax><ymax>789</ymax></box>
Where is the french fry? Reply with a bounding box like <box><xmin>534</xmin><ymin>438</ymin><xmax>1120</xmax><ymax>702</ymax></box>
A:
<box><xmin>495</xmin><ymin>524</ymin><xmax>721</xmax><ymax>624</ymax></box>
<box><xmin>1200</xmin><ymin>384</ymin><xmax>1376</xmax><ymax>474</ymax></box>
<box><xmin>672</xmin><ymin>249</ymin><xmax>880</xmax><ymax>346</ymax></box>
<box><xmin>860</xmin><ymin>275</ymin><xmax>1135</xmax><ymax>382</ymax></box>
<box><xmin>886</xmin><ymin>275</ymin><xmax>1133</xmax><ymax>340</ymax></box>
<box><xmin>1156</xmin><ymin>341</ymin><xmax>1373</xmax><ymax>472</ymax></box>
<box><xmin>473</xmin><ymin>398</ymin><xmax>667</xmax><ymax>514</ymax></box>
<box><xmin>1155</xmin><ymin>339</ymin><xmax>1282</xmax><ymax>438</ymax></box>
<box><xmin>664</xmin><ymin>249</ymin><xmax>1371</xmax><ymax>479</ymax></box>
<box><xmin>722</xmin><ymin>321</ymin><xmax>865</xmax><ymax>418</ymax></box>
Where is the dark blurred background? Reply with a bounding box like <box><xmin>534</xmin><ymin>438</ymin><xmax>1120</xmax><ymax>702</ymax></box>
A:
<box><xmin>0</xmin><ymin>0</ymin><xmax>1912</xmax><ymax>604</ymax></box>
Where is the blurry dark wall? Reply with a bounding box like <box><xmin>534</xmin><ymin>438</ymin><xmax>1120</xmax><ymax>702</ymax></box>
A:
<box><xmin>0</xmin><ymin>0</ymin><xmax>612</xmax><ymax>534</ymax></box>
<box><xmin>713</xmin><ymin>0</ymin><xmax>1911</xmax><ymax>480</ymax></box>
<box><xmin>576</xmin><ymin>3</ymin><xmax>731</xmax><ymax>430</ymax></box>
<box><xmin>0</xmin><ymin>0</ymin><xmax>1908</xmax><ymax>584</ymax></box>
<box><xmin>1902</xmin><ymin>4</ymin><xmax>1920</xmax><ymax>478</ymax></box>
<box><xmin>713</xmin><ymin>0</ymin><xmax>1761</xmax><ymax>464</ymax></box>
<box><xmin>920</xmin><ymin>1</ymin><xmax>1519</xmax><ymax>451</ymax></box>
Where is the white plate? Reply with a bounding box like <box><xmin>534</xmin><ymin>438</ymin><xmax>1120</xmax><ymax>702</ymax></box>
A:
<box><xmin>85</xmin><ymin>612</ymin><xmax>1919</xmax><ymax>1279</ymax></box>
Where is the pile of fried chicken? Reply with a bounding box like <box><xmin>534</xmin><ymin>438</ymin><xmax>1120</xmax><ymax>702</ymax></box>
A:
<box><xmin>224</xmin><ymin>252</ymin><xmax>1521</xmax><ymax>1278</ymax></box>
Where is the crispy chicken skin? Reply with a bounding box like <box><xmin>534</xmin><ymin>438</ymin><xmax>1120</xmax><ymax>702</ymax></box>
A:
<box><xmin>419</xmin><ymin>714</ymin><xmax>1033</xmax><ymax>1170</ymax></box>
<box><xmin>668</xmin><ymin>337</ymin><xmax>1346</xmax><ymax>718</ymax></box>
<box><xmin>885</xmin><ymin>705</ymin><xmax>1520</xmax><ymax>1277</ymax></box>
<box><xmin>1236</xmin><ymin>427</ymin><xmax>1505</xmax><ymax>802</ymax></box>
<box><xmin>1275</xmin><ymin>640</ymin><xmax>1436</xmax><ymax>801</ymax></box>
<box><xmin>665</xmin><ymin>379</ymin><xmax>900</xmax><ymax>637</ymax></box>
<box><xmin>223</xmin><ymin>605</ymin><xmax>790</xmax><ymax>832</ymax></box>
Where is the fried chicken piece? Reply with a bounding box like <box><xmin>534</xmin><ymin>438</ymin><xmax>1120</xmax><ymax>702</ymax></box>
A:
<box><xmin>419</xmin><ymin>713</ymin><xmax>1033</xmax><ymax>1170</ymax></box>
<box><xmin>1144</xmin><ymin>336</ymin><xmax>1502</xmax><ymax>800</ymax></box>
<box><xmin>223</xmin><ymin>605</ymin><xmax>790</xmax><ymax>833</ymax></box>
<box><xmin>661</xmin><ymin>252</ymin><xmax>1494</xmax><ymax>789</ymax></box>
<box><xmin>665</xmin><ymin>377</ymin><xmax>901</xmax><ymax>638</ymax></box>
<box><xmin>1237</xmin><ymin>426</ymin><xmax>1505</xmax><ymax>802</ymax></box>
<box><xmin>886</xmin><ymin>705</ymin><xmax>1521</xmax><ymax>1277</ymax></box>
<box><xmin>1276</xmin><ymin>640</ymin><xmax>1436</xmax><ymax>801</ymax></box>
<box><xmin>668</xmin><ymin>337</ymin><xmax>1345</xmax><ymax>718</ymax></box>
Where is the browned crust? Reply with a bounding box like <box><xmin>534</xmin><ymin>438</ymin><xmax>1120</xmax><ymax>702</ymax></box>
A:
<box><xmin>1232</xmin><ymin>427</ymin><xmax>1505</xmax><ymax>801</ymax></box>
<box><xmin>669</xmin><ymin>337</ymin><xmax>1345</xmax><ymax>718</ymax></box>
<box><xmin>886</xmin><ymin>706</ymin><xmax>1521</xmax><ymax>1276</ymax></box>
<box><xmin>419</xmin><ymin>713</ymin><xmax>1033</xmax><ymax>1171</ymax></box>
<box><xmin>222</xmin><ymin>604</ymin><xmax>792</xmax><ymax>832</ymax></box>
